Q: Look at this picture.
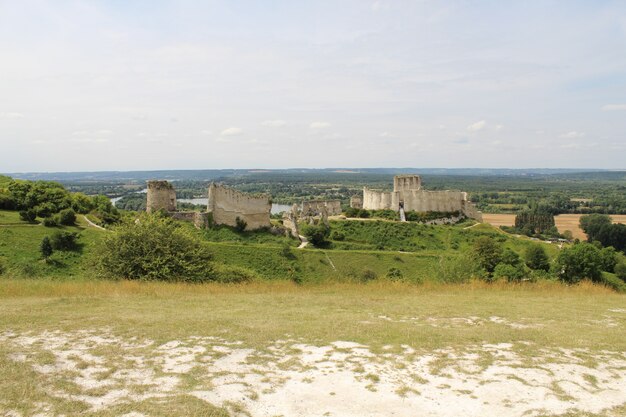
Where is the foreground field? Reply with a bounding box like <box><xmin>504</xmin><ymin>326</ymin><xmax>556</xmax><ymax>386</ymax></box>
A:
<box><xmin>482</xmin><ymin>213</ymin><xmax>626</xmax><ymax>240</ymax></box>
<box><xmin>1</xmin><ymin>280</ymin><xmax>625</xmax><ymax>417</ymax></box>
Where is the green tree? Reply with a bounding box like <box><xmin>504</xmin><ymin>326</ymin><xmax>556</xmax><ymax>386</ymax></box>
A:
<box><xmin>514</xmin><ymin>208</ymin><xmax>555</xmax><ymax>234</ymax></box>
<box><xmin>598</xmin><ymin>247</ymin><xmax>617</xmax><ymax>272</ymax></box>
<box><xmin>57</xmin><ymin>208</ymin><xmax>76</xmax><ymax>226</ymax></box>
<box><xmin>40</xmin><ymin>236</ymin><xmax>53</xmax><ymax>260</ymax></box>
<box><xmin>555</xmin><ymin>243</ymin><xmax>602</xmax><ymax>284</ymax></box>
<box><xmin>92</xmin><ymin>214</ymin><xmax>214</xmax><ymax>282</ymax></box>
<box><xmin>472</xmin><ymin>236</ymin><xmax>503</xmax><ymax>274</ymax></box>
<box><xmin>615</xmin><ymin>262</ymin><xmax>626</xmax><ymax>282</ymax></box>
<box><xmin>301</xmin><ymin>223</ymin><xmax>330</xmax><ymax>247</ymax></box>
<box><xmin>525</xmin><ymin>244</ymin><xmax>550</xmax><ymax>271</ymax></box>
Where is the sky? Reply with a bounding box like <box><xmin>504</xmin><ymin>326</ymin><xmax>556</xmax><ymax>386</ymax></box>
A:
<box><xmin>1</xmin><ymin>0</ymin><xmax>625</xmax><ymax>172</ymax></box>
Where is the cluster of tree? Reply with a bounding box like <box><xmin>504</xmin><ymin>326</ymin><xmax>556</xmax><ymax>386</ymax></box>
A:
<box><xmin>580</xmin><ymin>214</ymin><xmax>626</xmax><ymax>252</ymax></box>
<box><xmin>472</xmin><ymin>236</ymin><xmax>626</xmax><ymax>286</ymax></box>
<box><xmin>40</xmin><ymin>231</ymin><xmax>81</xmax><ymax>261</ymax></box>
<box><xmin>0</xmin><ymin>177</ymin><xmax>120</xmax><ymax>225</ymax></box>
<box><xmin>504</xmin><ymin>206</ymin><xmax>562</xmax><ymax>238</ymax></box>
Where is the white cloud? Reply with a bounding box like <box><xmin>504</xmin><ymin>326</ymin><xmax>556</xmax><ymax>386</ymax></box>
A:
<box><xmin>220</xmin><ymin>127</ymin><xmax>243</xmax><ymax>136</ymax></box>
<box><xmin>310</xmin><ymin>121</ymin><xmax>331</xmax><ymax>129</ymax></box>
<box><xmin>467</xmin><ymin>120</ymin><xmax>486</xmax><ymax>131</ymax></box>
<box><xmin>0</xmin><ymin>112</ymin><xmax>24</xmax><ymax>119</ymax></box>
<box><xmin>261</xmin><ymin>120</ymin><xmax>286</xmax><ymax>127</ymax></box>
<box><xmin>560</xmin><ymin>131</ymin><xmax>585</xmax><ymax>139</ymax></box>
<box><xmin>601</xmin><ymin>104</ymin><xmax>626</xmax><ymax>111</ymax></box>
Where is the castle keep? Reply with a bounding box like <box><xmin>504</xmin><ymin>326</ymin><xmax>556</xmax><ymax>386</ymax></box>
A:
<box><xmin>361</xmin><ymin>175</ymin><xmax>482</xmax><ymax>221</ymax></box>
<box><xmin>146</xmin><ymin>180</ymin><xmax>177</xmax><ymax>213</ymax></box>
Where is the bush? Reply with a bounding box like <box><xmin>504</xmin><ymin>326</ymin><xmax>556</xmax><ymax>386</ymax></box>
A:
<box><xmin>40</xmin><ymin>236</ymin><xmax>53</xmax><ymax>260</ymax></box>
<box><xmin>234</xmin><ymin>216</ymin><xmax>247</xmax><ymax>232</ymax></box>
<box><xmin>50</xmin><ymin>231</ymin><xmax>80</xmax><ymax>251</ymax></box>
<box><xmin>555</xmin><ymin>242</ymin><xmax>603</xmax><ymax>284</ymax></box>
<box><xmin>386</xmin><ymin>267</ymin><xmax>403</xmax><ymax>280</ymax></box>
<box><xmin>42</xmin><ymin>217</ymin><xmax>59</xmax><ymax>227</ymax></box>
<box><xmin>615</xmin><ymin>262</ymin><xmax>626</xmax><ymax>282</ymax></box>
<box><xmin>525</xmin><ymin>244</ymin><xmax>550</xmax><ymax>271</ymax></box>
<box><xmin>57</xmin><ymin>208</ymin><xmax>76</xmax><ymax>226</ymax></box>
<box><xmin>92</xmin><ymin>214</ymin><xmax>214</xmax><ymax>282</ymax></box>
<box><xmin>19</xmin><ymin>209</ymin><xmax>37</xmax><ymax>223</ymax></box>
<box><xmin>361</xmin><ymin>269</ymin><xmax>377</xmax><ymax>282</ymax></box>
<box><xmin>493</xmin><ymin>263</ymin><xmax>526</xmax><ymax>282</ymax></box>
<box><xmin>438</xmin><ymin>254</ymin><xmax>480</xmax><ymax>283</ymax></box>
<box><xmin>213</xmin><ymin>264</ymin><xmax>258</xmax><ymax>283</ymax></box>
<box><xmin>330</xmin><ymin>230</ymin><xmax>345</xmax><ymax>241</ymax></box>
<box><xmin>0</xmin><ymin>258</ymin><xmax>5</xmax><ymax>276</ymax></box>
<box><xmin>301</xmin><ymin>223</ymin><xmax>330</xmax><ymax>247</ymax></box>
<box><xmin>598</xmin><ymin>247</ymin><xmax>617</xmax><ymax>273</ymax></box>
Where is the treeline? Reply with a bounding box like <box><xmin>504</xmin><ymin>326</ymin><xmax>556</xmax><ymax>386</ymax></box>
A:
<box><xmin>0</xmin><ymin>175</ymin><xmax>120</xmax><ymax>225</ymax></box>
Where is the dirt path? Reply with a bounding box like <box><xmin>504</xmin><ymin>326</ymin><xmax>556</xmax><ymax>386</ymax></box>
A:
<box><xmin>81</xmin><ymin>215</ymin><xmax>106</xmax><ymax>231</ymax></box>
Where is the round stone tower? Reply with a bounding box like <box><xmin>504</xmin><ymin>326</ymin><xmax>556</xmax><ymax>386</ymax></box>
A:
<box><xmin>146</xmin><ymin>180</ymin><xmax>176</xmax><ymax>213</ymax></box>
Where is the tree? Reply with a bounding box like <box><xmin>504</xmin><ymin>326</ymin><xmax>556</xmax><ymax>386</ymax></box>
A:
<box><xmin>235</xmin><ymin>216</ymin><xmax>247</xmax><ymax>232</ymax></box>
<box><xmin>515</xmin><ymin>208</ymin><xmax>555</xmax><ymax>234</ymax></box>
<box><xmin>615</xmin><ymin>262</ymin><xmax>626</xmax><ymax>282</ymax></box>
<box><xmin>580</xmin><ymin>214</ymin><xmax>612</xmax><ymax>241</ymax></box>
<box><xmin>555</xmin><ymin>242</ymin><xmax>602</xmax><ymax>283</ymax></box>
<box><xmin>92</xmin><ymin>214</ymin><xmax>214</xmax><ymax>282</ymax></box>
<box><xmin>472</xmin><ymin>236</ymin><xmax>503</xmax><ymax>274</ymax></box>
<box><xmin>19</xmin><ymin>209</ymin><xmax>37</xmax><ymax>223</ymax></box>
<box><xmin>40</xmin><ymin>236</ymin><xmax>53</xmax><ymax>260</ymax></box>
<box><xmin>598</xmin><ymin>247</ymin><xmax>617</xmax><ymax>272</ymax></box>
<box><xmin>525</xmin><ymin>244</ymin><xmax>550</xmax><ymax>271</ymax></box>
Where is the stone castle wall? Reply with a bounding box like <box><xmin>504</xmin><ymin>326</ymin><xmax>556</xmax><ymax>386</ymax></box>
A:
<box><xmin>146</xmin><ymin>180</ymin><xmax>177</xmax><ymax>213</ymax></box>
<box><xmin>207</xmin><ymin>183</ymin><xmax>271</xmax><ymax>230</ymax></box>
<box><xmin>301</xmin><ymin>200</ymin><xmax>342</xmax><ymax>216</ymax></box>
<box><xmin>350</xmin><ymin>195</ymin><xmax>363</xmax><ymax>209</ymax></box>
<box><xmin>362</xmin><ymin>175</ymin><xmax>482</xmax><ymax>221</ymax></box>
<box><xmin>170</xmin><ymin>211</ymin><xmax>209</xmax><ymax>229</ymax></box>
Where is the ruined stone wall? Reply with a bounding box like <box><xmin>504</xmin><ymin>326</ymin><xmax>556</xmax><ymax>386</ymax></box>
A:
<box><xmin>146</xmin><ymin>180</ymin><xmax>176</xmax><ymax>213</ymax></box>
<box><xmin>363</xmin><ymin>188</ymin><xmax>482</xmax><ymax>220</ymax></box>
<box><xmin>207</xmin><ymin>183</ymin><xmax>271</xmax><ymax>230</ymax></box>
<box><xmin>393</xmin><ymin>175</ymin><xmax>421</xmax><ymax>192</ymax></box>
<box><xmin>170</xmin><ymin>211</ymin><xmax>209</xmax><ymax>229</ymax></box>
<box><xmin>350</xmin><ymin>196</ymin><xmax>363</xmax><ymax>209</ymax></box>
<box><xmin>301</xmin><ymin>200</ymin><xmax>342</xmax><ymax>216</ymax></box>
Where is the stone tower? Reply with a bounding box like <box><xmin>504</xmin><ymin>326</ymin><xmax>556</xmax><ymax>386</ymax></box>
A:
<box><xmin>146</xmin><ymin>180</ymin><xmax>176</xmax><ymax>213</ymax></box>
<box><xmin>393</xmin><ymin>175</ymin><xmax>421</xmax><ymax>192</ymax></box>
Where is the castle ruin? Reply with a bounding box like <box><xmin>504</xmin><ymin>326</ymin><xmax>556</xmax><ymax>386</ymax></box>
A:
<box><xmin>362</xmin><ymin>175</ymin><xmax>482</xmax><ymax>221</ymax></box>
<box><xmin>145</xmin><ymin>180</ymin><xmax>271</xmax><ymax>230</ymax></box>
<box><xmin>207</xmin><ymin>182</ymin><xmax>271</xmax><ymax>230</ymax></box>
<box><xmin>146</xmin><ymin>180</ymin><xmax>177</xmax><ymax>213</ymax></box>
<box><xmin>300</xmin><ymin>200</ymin><xmax>342</xmax><ymax>217</ymax></box>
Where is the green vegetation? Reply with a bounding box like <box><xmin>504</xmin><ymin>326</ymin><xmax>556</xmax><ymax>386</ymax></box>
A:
<box><xmin>580</xmin><ymin>214</ymin><xmax>626</xmax><ymax>252</ymax></box>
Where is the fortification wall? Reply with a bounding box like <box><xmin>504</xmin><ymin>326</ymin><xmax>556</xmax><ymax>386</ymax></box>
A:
<box><xmin>363</xmin><ymin>188</ymin><xmax>395</xmax><ymax>210</ymax></box>
<box><xmin>170</xmin><ymin>211</ymin><xmax>209</xmax><ymax>229</ymax></box>
<box><xmin>301</xmin><ymin>200</ymin><xmax>342</xmax><ymax>216</ymax></box>
<box><xmin>207</xmin><ymin>183</ymin><xmax>271</xmax><ymax>230</ymax></box>
<box><xmin>146</xmin><ymin>180</ymin><xmax>176</xmax><ymax>213</ymax></box>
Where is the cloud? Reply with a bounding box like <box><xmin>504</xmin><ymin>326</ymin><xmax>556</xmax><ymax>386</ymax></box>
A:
<box><xmin>467</xmin><ymin>120</ymin><xmax>486</xmax><ymax>132</ymax></box>
<box><xmin>0</xmin><ymin>112</ymin><xmax>24</xmax><ymax>119</ymax></box>
<box><xmin>602</xmin><ymin>104</ymin><xmax>626</xmax><ymax>111</ymax></box>
<box><xmin>560</xmin><ymin>131</ymin><xmax>585</xmax><ymax>139</ymax></box>
<box><xmin>261</xmin><ymin>120</ymin><xmax>286</xmax><ymax>127</ymax></box>
<box><xmin>200</xmin><ymin>130</ymin><xmax>212</xmax><ymax>135</ymax></box>
<box><xmin>310</xmin><ymin>121</ymin><xmax>331</xmax><ymax>129</ymax></box>
<box><xmin>220</xmin><ymin>127</ymin><xmax>243</xmax><ymax>136</ymax></box>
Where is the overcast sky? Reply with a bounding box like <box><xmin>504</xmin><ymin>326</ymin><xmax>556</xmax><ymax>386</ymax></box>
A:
<box><xmin>1</xmin><ymin>0</ymin><xmax>625</xmax><ymax>172</ymax></box>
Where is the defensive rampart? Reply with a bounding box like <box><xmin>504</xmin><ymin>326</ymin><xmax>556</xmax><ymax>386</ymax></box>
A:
<box><xmin>207</xmin><ymin>183</ymin><xmax>271</xmax><ymax>230</ymax></box>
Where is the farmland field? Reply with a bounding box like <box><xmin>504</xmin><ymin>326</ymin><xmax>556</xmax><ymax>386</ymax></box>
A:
<box><xmin>483</xmin><ymin>214</ymin><xmax>626</xmax><ymax>240</ymax></box>
<box><xmin>1</xmin><ymin>279</ymin><xmax>625</xmax><ymax>417</ymax></box>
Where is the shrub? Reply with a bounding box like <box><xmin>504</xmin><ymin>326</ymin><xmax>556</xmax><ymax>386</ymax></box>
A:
<box><xmin>234</xmin><ymin>216</ymin><xmax>247</xmax><ymax>232</ymax></box>
<box><xmin>615</xmin><ymin>262</ymin><xmax>626</xmax><ymax>282</ymax></box>
<box><xmin>330</xmin><ymin>230</ymin><xmax>345</xmax><ymax>241</ymax></box>
<box><xmin>555</xmin><ymin>242</ymin><xmax>602</xmax><ymax>284</ymax></box>
<box><xmin>598</xmin><ymin>247</ymin><xmax>617</xmax><ymax>273</ymax></box>
<box><xmin>50</xmin><ymin>231</ymin><xmax>80</xmax><ymax>251</ymax></box>
<box><xmin>386</xmin><ymin>267</ymin><xmax>403</xmax><ymax>280</ymax></box>
<box><xmin>493</xmin><ymin>263</ymin><xmax>526</xmax><ymax>282</ymax></box>
<box><xmin>361</xmin><ymin>269</ymin><xmax>377</xmax><ymax>282</ymax></box>
<box><xmin>40</xmin><ymin>236</ymin><xmax>53</xmax><ymax>260</ymax></box>
<box><xmin>57</xmin><ymin>208</ymin><xmax>76</xmax><ymax>226</ymax></box>
<box><xmin>42</xmin><ymin>217</ymin><xmax>59</xmax><ymax>227</ymax></box>
<box><xmin>19</xmin><ymin>209</ymin><xmax>37</xmax><ymax>223</ymax></box>
<box><xmin>301</xmin><ymin>223</ymin><xmax>330</xmax><ymax>247</ymax></box>
<box><xmin>525</xmin><ymin>244</ymin><xmax>550</xmax><ymax>271</ymax></box>
<box><xmin>92</xmin><ymin>214</ymin><xmax>214</xmax><ymax>282</ymax></box>
<box><xmin>0</xmin><ymin>258</ymin><xmax>5</xmax><ymax>276</ymax></box>
<box><xmin>280</xmin><ymin>242</ymin><xmax>296</xmax><ymax>260</ymax></box>
<box><xmin>213</xmin><ymin>264</ymin><xmax>258</xmax><ymax>283</ymax></box>
<box><xmin>437</xmin><ymin>254</ymin><xmax>480</xmax><ymax>283</ymax></box>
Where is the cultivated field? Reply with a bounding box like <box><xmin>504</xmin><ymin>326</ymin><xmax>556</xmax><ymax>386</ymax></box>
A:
<box><xmin>482</xmin><ymin>214</ymin><xmax>626</xmax><ymax>240</ymax></box>
<box><xmin>1</xmin><ymin>279</ymin><xmax>625</xmax><ymax>417</ymax></box>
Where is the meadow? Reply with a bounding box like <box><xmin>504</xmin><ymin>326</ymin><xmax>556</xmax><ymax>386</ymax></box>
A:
<box><xmin>1</xmin><ymin>279</ymin><xmax>625</xmax><ymax>416</ymax></box>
